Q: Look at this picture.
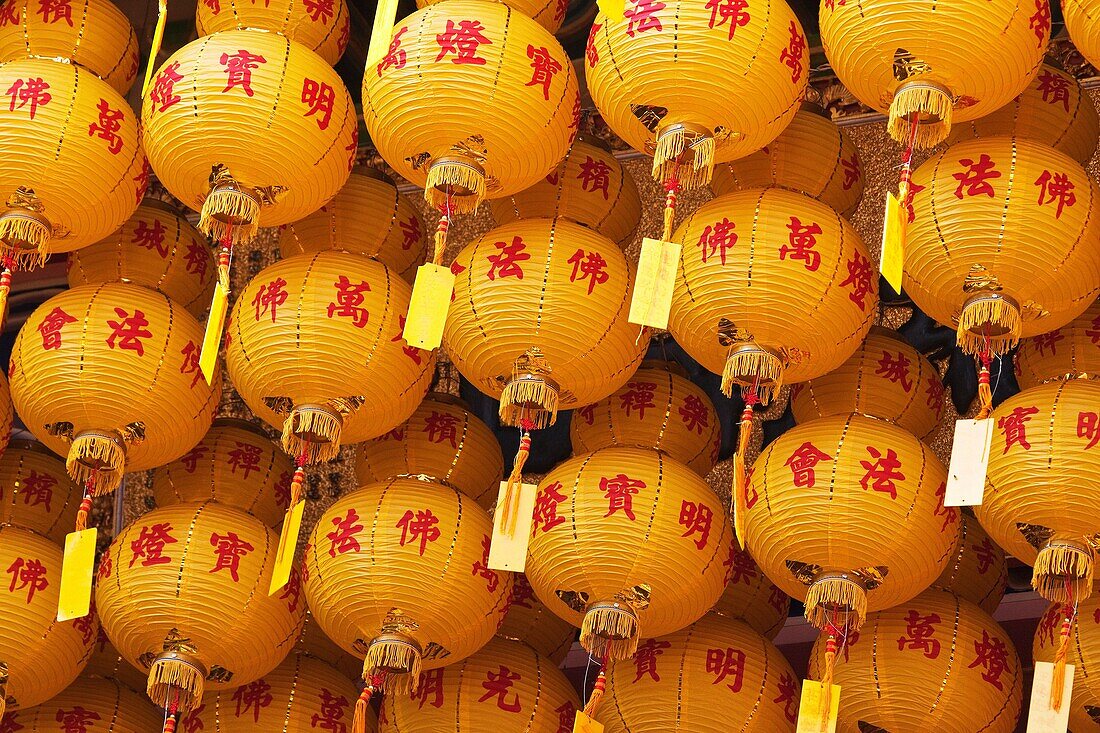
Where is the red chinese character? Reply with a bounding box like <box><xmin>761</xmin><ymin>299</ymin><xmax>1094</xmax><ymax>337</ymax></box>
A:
<box><xmin>279</xmin><ymin>566</ymin><xmax>301</xmax><ymax>614</ymax></box>
<box><xmin>227</xmin><ymin>442</ymin><xmax>263</xmax><ymax>478</ymax></box>
<box><xmin>399</xmin><ymin>216</ymin><xmax>420</xmax><ymax>250</ymax></box>
<box><xmin>220</xmin><ymin>49</ymin><xmax>266</xmax><ymax>96</ymax></box>
<box><xmin>1078</xmin><ymin>411</ymin><xmax>1100</xmax><ymax>449</ymax></box>
<box><xmin>301</xmin><ymin>78</ymin><xmax>335</xmax><ymax>130</ymax></box>
<box><xmin>875</xmin><ymin>350</ymin><xmax>913</xmax><ymax>391</ymax></box>
<box><xmin>619</xmin><ymin>381</ymin><xmax>658</xmax><ymax>418</ymax></box>
<box><xmin>577</xmin><ymin>156</ymin><xmax>612</xmax><ymax>199</ymax></box>
<box><xmin>479</xmin><ymin>666</ymin><xmax>522</xmax><ymax>712</ymax></box>
<box><xmin>779</xmin><ymin>216</ymin><xmax>822</xmax><ymax>272</ymax></box>
<box><xmin>209</xmin><ymin>531</ymin><xmax>254</xmax><ymax>583</ymax></box>
<box><xmin>253</xmin><ymin>276</ymin><xmax>288</xmax><ymax>323</ymax></box>
<box><xmin>778</xmin><ymin>20</ymin><xmax>805</xmax><ymax>83</ymax></box>
<box><xmin>303</xmin><ymin>0</ymin><xmax>332</xmax><ymax>22</ymax></box>
<box><xmin>54</xmin><ymin>707</ymin><xmax>100</xmax><ymax>733</ymax></box>
<box><xmin>6</xmin><ymin>557</ymin><xmax>47</xmax><ymax>603</ymax></box>
<box><xmin>859</xmin><ymin>446</ymin><xmax>905</xmax><ymax>499</ymax></box>
<box><xmin>896</xmin><ymin>609</ymin><xmax>941</xmax><ymax>659</ymax></box>
<box><xmin>310</xmin><ymin>688</ymin><xmax>350</xmax><ymax>731</ymax></box>
<box><xmin>71</xmin><ymin>611</ymin><xmax>95</xmax><ymax>644</ymax></box>
<box><xmin>20</xmin><ymin>470</ymin><xmax>56</xmax><ymax>512</ymax></box>
<box><xmin>0</xmin><ymin>2</ymin><xmax>20</xmax><ymax>26</ymax></box>
<box><xmin>232</xmin><ymin>679</ymin><xmax>273</xmax><ymax>722</ymax></box>
<box><xmin>37</xmin><ymin>307</ymin><xmax>76</xmax><ymax>350</ymax></box>
<box><xmin>705</xmin><ymin>647</ymin><xmax>745</xmax><ymax>692</ymax></box>
<box><xmin>697</xmin><ymin>217</ymin><xmax>737</xmax><ymax>265</ymax></box>
<box><xmin>586</xmin><ymin>22</ymin><xmax>601</xmax><ymax>66</ymax></box>
<box><xmin>933</xmin><ymin>481</ymin><xmax>958</xmax><ymax>534</ymax></box>
<box><xmin>180</xmin><ymin>445</ymin><xmax>208</xmax><ymax>473</ymax></box>
<box><xmin>555</xmin><ymin>701</ymin><xmax>575</xmax><ymax>733</ymax></box>
<box><xmin>532</xmin><ymin>481</ymin><xmax>567</xmax><ymax>535</ymax></box>
<box><xmin>785</xmin><ymin>441</ymin><xmax>832</xmax><ymax>489</ymax></box>
<box><xmin>769</xmin><ymin>585</ymin><xmax>787</xmax><ymax>614</ymax></box>
<box><xmin>1032</xmin><ymin>329</ymin><xmax>1065</xmax><ymax>356</ymax></box>
<box><xmin>423</xmin><ymin>411</ymin><xmax>460</xmax><ymax>447</ymax></box>
<box><xmin>952</xmin><ymin>154</ymin><xmax>1001</xmax><ymax>199</ymax></box>
<box><xmin>326</xmin><ymin>508</ymin><xmax>363</xmax><ymax>557</ymax></box>
<box><xmin>998</xmin><ymin>405</ymin><xmax>1039</xmax><ymax>453</ymax></box>
<box><xmin>678</xmin><ymin>394</ymin><xmax>710</xmax><ymax>434</ymax></box>
<box><xmin>1029</xmin><ymin>0</ymin><xmax>1050</xmax><ymax>46</ymax></box>
<box><xmin>1088</xmin><ymin>313</ymin><xmax>1100</xmax><ymax>345</ymax></box>
<box><xmin>0</xmin><ymin>715</ymin><xmax>22</xmax><ymax>733</ymax></box>
<box><xmin>129</xmin><ymin>523</ymin><xmax>177</xmax><ymax>567</ymax></box>
<box><xmin>567</xmin><ymin>248</ymin><xmax>609</xmax><ymax>294</ymax></box>
<box><xmin>926</xmin><ymin>376</ymin><xmax>945</xmax><ymax>419</ymax></box>
<box><xmin>7</xmin><ymin>77</ymin><xmax>51</xmax><ymax>119</ymax></box>
<box><xmin>345</xmin><ymin>126</ymin><xmax>357</xmax><ymax>171</ymax></box>
<box><xmin>705</xmin><ymin>0</ymin><xmax>749</xmax><ymax>40</ymax></box>
<box><xmin>1037</xmin><ymin>70</ymin><xmax>1071</xmax><ymax>111</ymax></box>
<box><xmin>472</xmin><ymin>534</ymin><xmax>499</xmax><ymax>592</ymax></box>
<box><xmin>600</xmin><ymin>473</ymin><xmax>644</xmax><ymax>520</ymax></box>
<box><xmin>904</xmin><ymin>180</ymin><xmax>925</xmax><ymax>224</ymax></box>
<box><xmin>150</xmin><ymin>62</ymin><xmax>183</xmax><ymax>114</ymax></box>
<box><xmin>36</xmin><ymin>0</ymin><xmax>70</xmax><ymax>24</ymax></box>
<box><xmin>326</xmin><ymin>275</ymin><xmax>371</xmax><ymax>328</ymax></box>
<box><xmin>724</xmin><ymin>545</ymin><xmax>758</xmax><ymax>585</ymax></box>
<box><xmin>774</xmin><ymin>672</ymin><xmax>797</xmax><ymax>723</ymax></box>
<box><xmin>841</xmin><ymin>153</ymin><xmax>861</xmax><ymax>190</ymax></box>
<box><xmin>106</xmin><ymin>307</ymin><xmax>152</xmax><ymax>356</ymax></box>
<box><xmin>435</xmin><ymin>19</ymin><xmax>491</xmax><ymax>65</ymax></box>
<box><xmin>180</xmin><ymin>340</ymin><xmax>201</xmax><ymax>389</ymax></box>
<box><xmin>974</xmin><ymin>537</ymin><xmax>997</xmax><ymax>574</ymax></box>
<box><xmin>633</xmin><ymin>638</ymin><xmax>671</xmax><ymax>682</ymax></box>
<box><xmin>88</xmin><ymin>98</ymin><xmax>125</xmax><ymax>155</ymax></box>
<box><xmin>396</xmin><ymin>509</ymin><xmax>441</xmax><ymax>556</ymax></box>
<box><xmin>391</xmin><ymin>314</ymin><xmax>423</xmax><ymax>366</ymax></box>
<box><xmin>624</xmin><ymin>0</ymin><xmax>664</xmax><ymax>36</ymax></box>
<box><xmin>511</xmin><ymin>573</ymin><xmax>535</xmax><ymax>609</ymax></box>
<box><xmin>412</xmin><ymin>668</ymin><xmax>445</xmax><ymax>710</ymax></box>
<box><xmin>1036</xmin><ymin>605</ymin><xmax>1060</xmax><ymax>649</ymax></box>
<box><xmin>968</xmin><ymin>630</ymin><xmax>1009</xmax><ymax>690</ymax></box>
<box><xmin>132</xmin><ymin>219</ymin><xmax>167</xmax><ymax>257</ymax></box>
<box><xmin>377</xmin><ymin>26</ymin><xmax>409</xmax><ymax>76</ymax></box>
<box><xmin>1034</xmin><ymin>170</ymin><xmax>1076</xmax><ymax>218</ymax></box>
<box><xmin>678</xmin><ymin>499</ymin><xmax>713</xmax><ymax>549</ymax></box>
<box><xmin>525</xmin><ymin>44</ymin><xmax>561</xmax><ymax>100</ymax></box>
<box><xmin>134</xmin><ymin>156</ymin><xmax>152</xmax><ymax>204</ymax></box>
<box><xmin>840</xmin><ymin>250</ymin><xmax>873</xmax><ymax>310</ymax></box>
<box><xmin>487</xmin><ymin>236</ymin><xmax>529</xmax><ymax>280</ymax></box>
<box><xmin>96</xmin><ymin>547</ymin><xmax>112</xmax><ymax>581</ymax></box>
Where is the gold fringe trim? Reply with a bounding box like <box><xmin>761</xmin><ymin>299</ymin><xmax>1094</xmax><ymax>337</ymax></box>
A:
<box><xmin>198</xmin><ymin>189</ymin><xmax>260</xmax><ymax>246</ymax></box>
<box><xmin>281</xmin><ymin>407</ymin><xmax>342</xmax><ymax>464</ymax></box>
<box><xmin>364</xmin><ymin>639</ymin><xmax>422</xmax><ymax>695</ymax></box>
<box><xmin>425</xmin><ymin>161</ymin><xmax>485</xmax><ymax>215</ymax></box>
<box><xmin>957</xmin><ymin>297</ymin><xmax>1021</xmax><ymax>356</ymax></box>
<box><xmin>804</xmin><ymin>575</ymin><xmax>867</xmax><ymax>631</ymax></box>
<box><xmin>721</xmin><ymin>347</ymin><xmax>783</xmax><ymax>403</ymax></box>
<box><xmin>1051</xmin><ymin>612</ymin><xmax>1072</xmax><ymax>711</ymax></box>
<box><xmin>652</xmin><ymin>129</ymin><xmax>714</xmax><ymax>190</ymax></box>
<box><xmin>888</xmin><ymin>84</ymin><xmax>953</xmax><ymax>148</ymax></box>
<box><xmin>499</xmin><ymin>378</ymin><xmax>559</xmax><ymax>430</ymax></box>
<box><xmin>147</xmin><ymin>656</ymin><xmax>205</xmax><ymax>712</ymax></box>
<box><xmin>0</xmin><ymin>214</ymin><xmax>50</xmax><ymax>269</ymax></box>
<box><xmin>67</xmin><ymin>435</ymin><xmax>124</xmax><ymax>495</ymax></box>
<box><xmin>1033</xmin><ymin>543</ymin><xmax>1095</xmax><ymax>603</ymax></box>
<box><xmin>580</xmin><ymin>603</ymin><xmax>639</xmax><ymax>661</ymax></box>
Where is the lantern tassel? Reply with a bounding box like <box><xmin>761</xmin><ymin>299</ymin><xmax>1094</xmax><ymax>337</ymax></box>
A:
<box><xmin>364</xmin><ymin>639</ymin><xmax>422</xmax><ymax>695</ymax></box>
<box><xmin>147</xmin><ymin>657</ymin><xmax>205</xmax><ymax>715</ymax></box>
<box><xmin>652</xmin><ymin>128</ymin><xmax>714</xmax><ymax>190</ymax></box>
<box><xmin>75</xmin><ymin>494</ymin><xmax>93</xmax><ymax>533</ymax></box>
<box><xmin>805</xmin><ymin>575</ymin><xmax>868</xmax><ymax>631</ymax></box>
<box><xmin>425</xmin><ymin>160</ymin><xmax>485</xmax><ymax>214</ymax></box>
<box><xmin>1051</xmin><ymin>606</ymin><xmax>1074</xmax><ymax>711</ymax></box>
<box><xmin>501</xmin><ymin>431</ymin><xmax>531</xmax><ymax>536</ymax></box>
<box><xmin>499</xmin><ymin>379</ymin><xmax>558</xmax><ymax>431</ymax></box>
<box><xmin>353</xmin><ymin>678</ymin><xmax>380</xmax><ymax>733</ymax></box>
<box><xmin>661</xmin><ymin>177</ymin><xmax>679</xmax><ymax>242</ymax></box>
<box><xmin>583</xmin><ymin>668</ymin><xmax>607</xmax><ymax>718</ymax></box>
<box><xmin>956</xmin><ymin>297</ymin><xmax>1021</xmax><ymax>356</ymax></box>
<box><xmin>0</xmin><ymin>264</ymin><xmax>12</xmax><ymax>329</ymax></box>
<box><xmin>888</xmin><ymin>82</ymin><xmax>953</xmax><ymax>148</ymax></box>
<box><xmin>721</xmin><ymin>346</ymin><xmax>783</xmax><ymax>402</ymax></box>
<box><xmin>819</xmin><ymin>633</ymin><xmax>839</xmax><ymax>732</ymax></box>
<box><xmin>198</xmin><ymin>187</ymin><xmax>259</xmax><ymax>246</ymax></box>
<box><xmin>732</xmin><ymin>395</ymin><xmax>756</xmax><ymax>548</ymax></box>
<box><xmin>1033</xmin><ymin>542</ymin><xmax>1094</xmax><ymax>603</ymax></box>
<box><xmin>580</xmin><ymin>602</ymin><xmax>639</xmax><ymax>661</ymax></box>
<box><xmin>975</xmin><ymin>352</ymin><xmax>993</xmax><ymax>420</ymax></box>
<box><xmin>431</xmin><ymin>209</ymin><xmax>450</xmax><ymax>266</ymax></box>
<box><xmin>67</xmin><ymin>434</ymin><xmax>124</xmax><ymax>495</ymax></box>
<box><xmin>0</xmin><ymin>212</ymin><xmax>50</xmax><ymax>269</ymax></box>
<box><xmin>282</xmin><ymin>406</ymin><xmax>342</xmax><ymax>463</ymax></box>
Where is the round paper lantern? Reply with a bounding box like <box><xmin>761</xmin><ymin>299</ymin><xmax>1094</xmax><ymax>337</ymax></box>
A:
<box><xmin>934</xmin><ymin>512</ymin><xmax>1007</xmax><ymax>615</ymax></box>
<box><xmin>489</xmin><ymin>135</ymin><xmax>642</xmax><ymax>246</ymax></box>
<box><xmin>1064</xmin><ymin>0</ymin><xmax>1100</xmax><ymax>76</ymax></box>
<box><xmin>151</xmin><ymin>418</ymin><xmax>294</xmax><ymax>528</ymax></box>
<box><xmin>445</xmin><ymin>217</ymin><xmax>646</xmax><ymax>430</ymax></box>
<box><xmin>68</xmin><ymin>198</ymin><xmax>216</xmax><ymax>318</ymax></box>
<box><xmin>354</xmin><ymin>393</ymin><xmax>503</xmax><ymax>510</ymax></box>
<box><xmin>0</xmin><ymin>371</ymin><xmax>11</xmax><ymax>455</ymax></box>
<box><xmin>85</xmin><ymin>627</ymin><xmax>149</xmax><ymax>693</ymax></box>
<box><xmin>946</xmin><ymin>63</ymin><xmax>1099</xmax><ymax>165</ymax></box>
<box><xmin>364</xmin><ymin>0</ymin><xmax>578</xmax><ymax>216</ymax></box>
<box><xmin>95</xmin><ymin>501</ymin><xmax>306</xmax><ymax>719</ymax></box>
<box><xmin>496</xmin><ymin>573</ymin><xmax>576</xmax><ymax>665</ymax></box>
<box><xmin>0</xmin><ymin>524</ymin><xmax>97</xmax><ymax>715</ymax></box>
<box><xmin>225</xmin><ymin>251</ymin><xmax>434</xmax><ymax>463</ymax></box>
<box><xmin>710</xmin><ymin>104</ymin><xmax>865</xmax><ymax>217</ymax></box>
<box><xmin>196</xmin><ymin>0</ymin><xmax>350</xmax><ymax>66</ymax></box>
<box><xmin>570</xmin><ymin>360</ymin><xmax>721</xmax><ymax>476</ymax></box>
<box><xmin>302</xmin><ymin>477</ymin><xmax>511</xmax><ymax>696</ymax></box>
<box><xmin>977</xmin><ymin>379</ymin><xmax>1100</xmax><ymax>604</ymax></box>
<box><xmin>745</xmin><ymin>413</ymin><xmax>956</xmax><ymax>631</ymax></box>
<box><xmin>181</xmin><ymin>651</ymin><xmax>369</xmax><ymax>733</ymax></box>
<box><xmin>819</xmin><ymin>0</ymin><xmax>1047</xmax><ymax>148</ymax></box>
<box><xmin>0</xmin><ymin>0</ymin><xmax>139</xmax><ymax>94</ymax></box>
<box><xmin>789</xmin><ymin>326</ymin><xmax>943</xmax><ymax>439</ymax></box>
<box><xmin>142</xmin><ymin>30</ymin><xmax>355</xmax><ymax>246</ymax></box>
<box><xmin>296</xmin><ymin>611</ymin><xmax>362</xmax><ymax>681</ymax></box>
<box><xmin>1033</xmin><ymin>594</ymin><xmax>1100</xmax><ymax>732</ymax></box>
<box><xmin>10</xmin><ymin>282</ymin><xmax>221</xmax><ymax>493</ymax></box>
<box><xmin>905</xmin><ymin>136</ymin><xmax>1100</xmax><ymax>359</ymax></box>
<box><xmin>2</xmin><ymin>674</ymin><xmax>161</xmax><ymax>732</ymax></box>
<box><xmin>380</xmin><ymin>637</ymin><xmax>580</xmax><ymax>731</ymax></box>
<box><xmin>1014</xmin><ymin>298</ymin><xmax>1100</xmax><ymax>389</ymax></box>
<box><xmin>0</xmin><ymin>439</ymin><xmax>80</xmax><ymax>543</ymax></box>
<box><xmin>415</xmin><ymin>0</ymin><xmax>567</xmax><ymax>33</ymax></box>
<box><xmin>807</xmin><ymin>588</ymin><xmax>1022</xmax><ymax>732</ymax></box>
<box><xmin>278</xmin><ymin>167</ymin><xmax>427</xmax><ymax>284</ymax></box>
<box><xmin>525</xmin><ymin>446</ymin><xmax>731</xmax><ymax>660</ymax></box>
<box><xmin>0</xmin><ymin>58</ymin><xmax>144</xmax><ymax>265</ymax></box>
<box><xmin>711</xmin><ymin>546</ymin><xmax>790</xmax><ymax>640</ymax></box>
<box><xmin>600</xmin><ymin>613</ymin><xmax>799</xmax><ymax>733</ymax></box>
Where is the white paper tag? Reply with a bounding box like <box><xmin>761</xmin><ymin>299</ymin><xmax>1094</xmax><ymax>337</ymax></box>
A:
<box><xmin>944</xmin><ymin>418</ymin><xmax>993</xmax><ymax>506</ymax></box>
<box><xmin>1027</xmin><ymin>661</ymin><xmax>1073</xmax><ymax>732</ymax></box>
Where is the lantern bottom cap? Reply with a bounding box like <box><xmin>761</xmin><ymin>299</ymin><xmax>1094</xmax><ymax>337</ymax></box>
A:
<box><xmin>426</xmin><ymin>155</ymin><xmax>486</xmax><ymax>215</ymax></box>
<box><xmin>282</xmin><ymin>403</ymin><xmax>343</xmax><ymax>464</ymax></box>
<box><xmin>580</xmin><ymin>600</ymin><xmax>640</xmax><ymax>661</ymax></box>
<box><xmin>889</xmin><ymin>79</ymin><xmax>953</xmax><ymax>149</ymax></box>
<box><xmin>147</xmin><ymin>650</ymin><xmax>208</xmax><ymax>714</ymax></box>
<box><xmin>956</xmin><ymin>291</ymin><xmax>1021</xmax><ymax>356</ymax></box>
<box><xmin>1033</xmin><ymin>538</ymin><xmax>1096</xmax><ymax>604</ymax></box>
<box><xmin>364</xmin><ymin>632</ymin><xmax>423</xmax><ymax>694</ymax></box>
<box><xmin>67</xmin><ymin>430</ymin><xmax>126</xmax><ymax>495</ymax></box>
<box><xmin>651</xmin><ymin>121</ymin><xmax>715</xmax><ymax>191</ymax></box>
<box><xmin>499</xmin><ymin>349</ymin><xmax>560</xmax><ymax>430</ymax></box>
<box><xmin>804</xmin><ymin>571</ymin><xmax>868</xmax><ymax>632</ymax></box>
<box><xmin>0</xmin><ymin>207</ymin><xmax>51</xmax><ymax>270</ymax></box>
<box><xmin>721</xmin><ymin>341</ymin><xmax>784</xmax><ymax>404</ymax></box>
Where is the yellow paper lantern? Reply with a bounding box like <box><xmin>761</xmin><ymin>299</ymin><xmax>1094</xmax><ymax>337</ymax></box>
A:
<box><xmin>296</xmin><ymin>610</ymin><xmax>362</xmax><ymax>681</ymax></box>
<box><xmin>819</xmin><ymin>0</ymin><xmax>1047</xmax><ymax>148</ymax></box>
<box><xmin>745</xmin><ymin>413</ymin><xmax>956</xmax><ymax>630</ymax></box>
<box><xmin>946</xmin><ymin>63</ymin><xmax>1100</xmax><ymax>165</ymax></box>
<box><xmin>181</xmin><ymin>651</ymin><xmax>370</xmax><ymax>733</ymax></box>
<box><xmin>0</xmin><ymin>371</ymin><xmax>11</xmax><ymax>455</ymax></box>
<box><xmin>0</xmin><ymin>524</ymin><xmax>97</xmax><ymax>715</ymax></box>
<box><xmin>1033</xmin><ymin>594</ymin><xmax>1100</xmax><ymax>732</ymax></box>
<box><xmin>977</xmin><ymin>379</ymin><xmax>1100</xmax><ymax>604</ymax></box>
<box><xmin>0</xmin><ymin>439</ymin><xmax>80</xmax><ymax>543</ymax></box>
<box><xmin>599</xmin><ymin>613</ymin><xmax>799</xmax><ymax>733</ymax></box>
<box><xmin>415</xmin><ymin>0</ymin><xmax>567</xmax><ymax>33</ymax></box>
<box><xmin>1014</xmin><ymin>298</ymin><xmax>1100</xmax><ymax>389</ymax></box>
<box><xmin>570</xmin><ymin>360</ymin><xmax>721</xmax><ymax>477</ymax></box>
<box><xmin>1</xmin><ymin>674</ymin><xmax>161</xmax><ymax>732</ymax></box>
<box><xmin>0</xmin><ymin>58</ymin><xmax>144</xmax><ymax>265</ymax></box>
<box><xmin>379</xmin><ymin>637</ymin><xmax>581</xmax><ymax>731</ymax></box>
<box><xmin>355</xmin><ymin>393</ymin><xmax>504</xmax><ymax>510</ymax></box>
<box><xmin>68</xmin><ymin>198</ymin><xmax>216</xmax><ymax>319</ymax></box>
<box><xmin>526</xmin><ymin>446</ymin><xmax>732</xmax><ymax>659</ymax></box>
<box><xmin>141</xmin><ymin>30</ymin><xmax>355</xmax><ymax>246</ymax></box>
<box><xmin>0</xmin><ymin>0</ymin><xmax>139</xmax><ymax>94</ymax></box>
<box><xmin>278</xmin><ymin>167</ymin><xmax>428</xmax><ymax>284</ymax></box>
<box><xmin>302</xmin><ymin>477</ymin><xmax>511</xmax><ymax>695</ymax></box>
<box><xmin>95</xmin><ymin>501</ymin><xmax>306</xmax><ymax>718</ymax></box>
<box><xmin>196</xmin><ymin>0</ymin><xmax>350</xmax><ymax>66</ymax></box>
<box><xmin>85</xmin><ymin>627</ymin><xmax>150</xmax><ymax>693</ymax></box>
<box><xmin>711</xmin><ymin>545</ymin><xmax>790</xmax><ymax>640</ymax></box>
<box><xmin>807</xmin><ymin>588</ymin><xmax>1022</xmax><ymax>732</ymax></box>
<box><xmin>710</xmin><ymin>104</ymin><xmax>865</xmax><ymax>217</ymax></box>
<box><xmin>489</xmin><ymin>135</ymin><xmax>642</xmax><ymax>246</ymax></box>
<box><xmin>225</xmin><ymin>251</ymin><xmax>434</xmax><ymax>463</ymax></box>
<box><xmin>934</xmin><ymin>512</ymin><xmax>1007</xmax><ymax>615</ymax></box>
<box><xmin>1064</xmin><ymin>0</ymin><xmax>1100</xmax><ymax>76</ymax></box>
<box><xmin>363</xmin><ymin>0</ymin><xmax>579</xmax><ymax>214</ymax></box>
<box><xmin>496</xmin><ymin>573</ymin><xmax>576</xmax><ymax>665</ymax></box>
<box><xmin>9</xmin><ymin>282</ymin><xmax>222</xmax><ymax>493</ymax></box>
<box><xmin>151</xmin><ymin>418</ymin><xmax>294</xmax><ymax>528</ymax></box>
<box><xmin>905</xmin><ymin>136</ymin><xmax>1100</xmax><ymax>358</ymax></box>
<box><xmin>789</xmin><ymin>326</ymin><xmax>944</xmax><ymax>439</ymax></box>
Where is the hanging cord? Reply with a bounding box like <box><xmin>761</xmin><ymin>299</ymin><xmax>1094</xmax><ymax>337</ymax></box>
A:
<box><xmin>1051</xmin><ymin>576</ymin><xmax>1079</xmax><ymax>710</ymax></box>
<box><xmin>431</xmin><ymin>189</ymin><xmax>453</xmax><ymax>266</ymax></box>
<box><xmin>501</xmin><ymin>423</ymin><xmax>533</xmax><ymax>536</ymax></box>
<box><xmin>74</xmin><ymin>472</ymin><xmax>97</xmax><ymax>532</ymax></box>
<box><xmin>582</xmin><ymin>652</ymin><xmax>609</xmax><ymax>719</ymax></box>
<box><xmin>975</xmin><ymin>335</ymin><xmax>994</xmax><ymax>420</ymax></box>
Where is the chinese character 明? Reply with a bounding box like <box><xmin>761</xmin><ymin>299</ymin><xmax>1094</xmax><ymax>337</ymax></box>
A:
<box><xmin>897</xmin><ymin>609</ymin><xmax>941</xmax><ymax>659</ymax></box>
<box><xmin>129</xmin><ymin>523</ymin><xmax>177</xmax><ymax>567</ymax></box>
<box><xmin>624</xmin><ymin>0</ymin><xmax>664</xmax><ymax>36</ymax></box>
<box><xmin>968</xmin><ymin>630</ymin><xmax>1009</xmax><ymax>690</ymax></box>
<box><xmin>705</xmin><ymin>0</ymin><xmax>749</xmax><ymax>40</ymax></box>
<box><xmin>301</xmin><ymin>77</ymin><xmax>335</xmax><ymax>130</ymax></box>
<box><xmin>779</xmin><ymin>216</ymin><xmax>822</xmax><ymax>272</ymax></box>
<box><xmin>326</xmin><ymin>508</ymin><xmax>363</xmax><ymax>558</ymax></box>
<box><xmin>679</xmin><ymin>394</ymin><xmax>710</xmax><ymax>434</ymax></box>
<box><xmin>6</xmin><ymin>557</ymin><xmax>47</xmax><ymax>603</ymax></box>
<box><xmin>326</xmin><ymin>275</ymin><xmax>371</xmax><ymax>328</ymax></box>
<box><xmin>38</xmin><ymin>306</ymin><xmax>76</xmax><ymax>350</ymax></box>
<box><xmin>778</xmin><ymin>20</ymin><xmax>805</xmax><ymax>83</ymax></box>
<box><xmin>310</xmin><ymin>688</ymin><xmax>350</xmax><ymax>731</ymax></box>
<box><xmin>618</xmin><ymin>381</ymin><xmax>658</xmax><ymax>419</ymax></box>
<box><xmin>7</xmin><ymin>77</ymin><xmax>51</xmax><ymax>119</ymax></box>
<box><xmin>423</xmin><ymin>410</ymin><xmax>460</xmax><ymax>447</ymax></box>
<box><xmin>209</xmin><ymin>531</ymin><xmax>255</xmax><ymax>583</ymax></box>
<box><xmin>232</xmin><ymin>679</ymin><xmax>273</xmax><ymax>722</ymax></box>
<box><xmin>998</xmin><ymin>405</ymin><xmax>1040</xmax><ymax>453</ymax></box>
<box><xmin>87</xmin><ymin>98</ymin><xmax>125</xmax><ymax>155</ymax></box>
<box><xmin>705</xmin><ymin>647</ymin><xmax>746</xmax><ymax>692</ymax></box>
<box><xmin>678</xmin><ymin>499</ymin><xmax>713</xmax><ymax>550</ymax></box>
<box><xmin>784</xmin><ymin>441</ymin><xmax>832</xmax><ymax>489</ymax></box>
<box><xmin>633</xmin><ymin>638</ymin><xmax>671</xmax><ymax>682</ymax></box>
<box><xmin>377</xmin><ymin>26</ymin><xmax>408</xmax><ymax>76</ymax></box>
<box><xmin>567</xmin><ymin>248</ymin><xmax>609</xmax><ymax>294</ymax></box>
<box><xmin>697</xmin><ymin>217</ymin><xmax>737</xmax><ymax>265</ymax></box>
<box><xmin>577</xmin><ymin>155</ymin><xmax>612</xmax><ymax>199</ymax></box>
<box><xmin>875</xmin><ymin>350</ymin><xmax>913</xmax><ymax>392</ymax></box>
<box><xmin>486</xmin><ymin>236</ymin><xmax>529</xmax><ymax>280</ymax></box>
<box><xmin>840</xmin><ymin>250</ymin><xmax>873</xmax><ymax>311</ymax></box>
<box><xmin>600</xmin><ymin>473</ymin><xmax>644</xmax><ymax>520</ymax></box>
<box><xmin>435</xmin><ymin>19</ymin><xmax>492</xmax><ymax>65</ymax></box>
<box><xmin>525</xmin><ymin>44</ymin><xmax>562</xmax><ymax>101</ymax></box>
<box><xmin>412</xmin><ymin>668</ymin><xmax>445</xmax><ymax>710</ymax></box>
<box><xmin>858</xmin><ymin>446</ymin><xmax>905</xmax><ymax>499</ymax></box>
<box><xmin>131</xmin><ymin>219</ymin><xmax>168</xmax><ymax>257</ymax></box>
<box><xmin>532</xmin><ymin>481</ymin><xmax>567</xmax><ymax>535</ymax></box>
<box><xmin>105</xmin><ymin>307</ymin><xmax>152</xmax><ymax>356</ymax></box>
<box><xmin>220</xmin><ymin>49</ymin><xmax>267</xmax><ymax>96</ymax></box>
<box><xmin>1034</xmin><ymin>170</ymin><xmax>1077</xmax><ymax>219</ymax></box>
<box><xmin>952</xmin><ymin>154</ymin><xmax>1001</xmax><ymax>199</ymax></box>
<box><xmin>253</xmin><ymin>276</ymin><xmax>288</xmax><ymax>323</ymax></box>
<box><xmin>1078</xmin><ymin>411</ymin><xmax>1100</xmax><ymax>450</ymax></box>
<box><xmin>396</xmin><ymin>508</ymin><xmax>442</xmax><ymax>556</ymax></box>
<box><xmin>478</xmin><ymin>665</ymin><xmax>522</xmax><ymax>712</ymax></box>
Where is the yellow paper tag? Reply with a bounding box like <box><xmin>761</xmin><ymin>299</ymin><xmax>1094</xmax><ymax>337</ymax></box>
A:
<box><xmin>596</xmin><ymin>0</ymin><xmax>624</xmax><ymax>21</ymax></box>
<box><xmin>796</xmin><ymin>681</ymin><xmax>840</xmax><ymax>733</ymax></box>
<box><xmin>199</xmin><ymin>281</ymin><xmax>228</xmax><ymax>384</ymax></box>
<box><xmin>572</xmin><ymin>711</ymin><xmax>604</xmax><ymax>733</ymax></box>
<box><xmin>404</xmin><ymin>263</ymin><xmax>454</xmax><ymax>351</ymax></box>
<box><xmin>488</xmin><ymin>480</ymin><xmax>537</xmax><ymax>573</ymax></box>
<box><xmin>58</xmin><ymin>528</ymin><xmax>97</xmax><ymax>622</ymax></box>
<box><xmin>269</xmin><ymin>501</ymin><xmax>304</xmax><ymax>595</ymax></box>
<box><xmin>628</xmin><ymin>238</ymin><xmax>680</xmax><ymax>330</ymax></box>
<box><xmin>880</xmin><ymin>192</ymin><xmax>905</xmax><ymax>295</ymax></box>
<box><xmin>1027</xmin><ymin>661</ymin><xmax>1074</xmax><ymax>732</ymax></box>
<box><xmin>944</xmin><ymin>418</ymin><xmax>993</xmax><ymax>507</ymax></box>
<box><xmin>366</xmin><ymin>0</ymin><xmax>401</xmax><ymax>69</ymax></box>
